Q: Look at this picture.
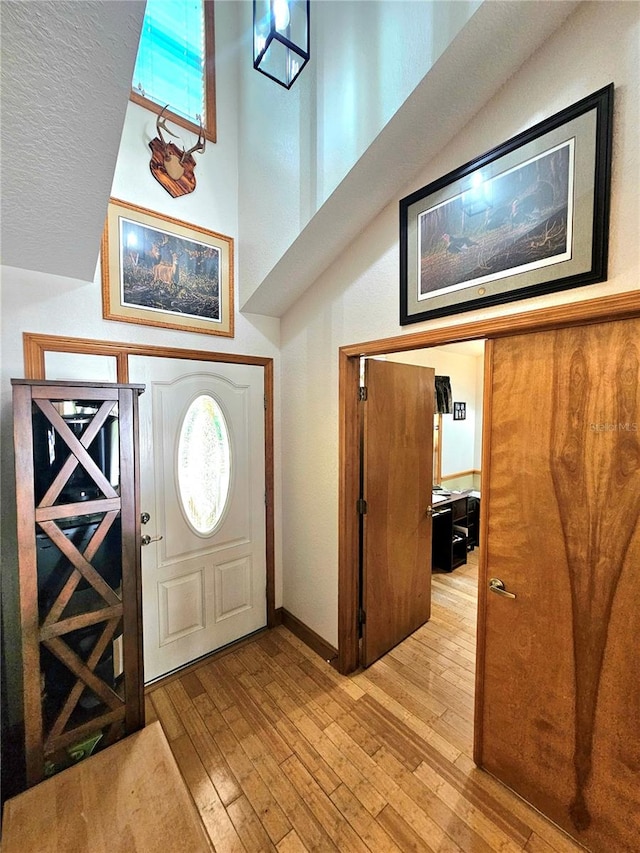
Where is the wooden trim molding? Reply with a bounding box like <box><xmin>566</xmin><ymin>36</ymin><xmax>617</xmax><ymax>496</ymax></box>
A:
<box><xmin>23</xmin><ymin>333</ymin><xmax>272</xmax><ymax>381</ymax></box>
<box><xmin>338</xmin><ymin>349</ymin><xmax>362</xmax><ymax>675</ymax></box>
<box><xmin>277</xmin><ymin>608</ymin><xmax>339</xmax><ymax>666</ymax></box>
<box><xmin>21</xmin><ymin>332</ymin><xmax>277</xmax><ymax>630</ymax></box>
<box><xmin>441</xmin><ymin>469</ymin><xmax>481</xmax><ymax>482</ymax></box>
<box><xmin>473</xmin><ymin>339</ymin><xmax>495</xmax><ymax>764</ymax></box>
<box><xmin>338</xmin><ymin>291</ymin><xmax>640</xmax><ymax>675</ymax></box>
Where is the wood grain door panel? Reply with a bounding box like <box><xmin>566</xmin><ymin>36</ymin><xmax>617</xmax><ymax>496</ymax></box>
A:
<box><xmin>362</xmin><ymin>360</ymin><xmax>434</xmax><ymax>667</ymax></box>
<box><xmin>477</xmin><ymin>318</ymin><xmax>640</xmax><ymax>852</ymax></box>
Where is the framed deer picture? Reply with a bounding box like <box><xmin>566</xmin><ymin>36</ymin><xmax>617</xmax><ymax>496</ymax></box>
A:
<box><xmin>399</xmin><ymin>84</ymin><xmax>613</xmax><ymax>325</ymax></box>
<box><xmin>102</xmin><ymin>199</ymin><xmax>234</xmax><ymax>337</ymax></box>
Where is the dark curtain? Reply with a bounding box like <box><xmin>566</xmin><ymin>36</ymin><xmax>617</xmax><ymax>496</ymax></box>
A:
<box><xmin>435</xmin><ymin>375</ymin><xmax>452</xmax><ymax>414</ymax></box>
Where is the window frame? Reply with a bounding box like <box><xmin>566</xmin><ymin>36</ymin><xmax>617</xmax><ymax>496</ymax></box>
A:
<box><xmin>130</xmin><ymin>0</ymin><xmax>217</xmax><ymax>143</ymax></box>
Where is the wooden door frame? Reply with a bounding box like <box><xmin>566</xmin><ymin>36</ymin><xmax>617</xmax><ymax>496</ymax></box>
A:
<box><xmin>22</xmin><ymin>333</ymin><xmax>277</xmax><ymax>629</ymax></box>
<box><xmin>338</xmin><ymin>291</ymin><xmax>640</xmax><ymax>676</ymax></box>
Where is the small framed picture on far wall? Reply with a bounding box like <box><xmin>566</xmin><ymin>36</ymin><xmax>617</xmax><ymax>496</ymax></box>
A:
<box><xmin>453</xmin><ymin>402</ymin><xmax>466</xmax><ymax>420</ymax></box>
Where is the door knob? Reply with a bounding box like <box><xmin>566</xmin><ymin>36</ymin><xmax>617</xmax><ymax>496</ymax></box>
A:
<box><xmin>488</xmin><ymin>577</ymin><xmax>516</xmax><ymax>599</ymax></box>
<box><xmin>141</xmin><ymin>534</ymin><xmax>163</xmax><ymax>546</ymax></box>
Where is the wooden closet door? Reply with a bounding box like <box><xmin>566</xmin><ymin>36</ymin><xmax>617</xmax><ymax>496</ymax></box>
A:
<box><xmin>476</xmin><ymin>318</ymin><xmax>640</xmax><ymax>852</ymax></box>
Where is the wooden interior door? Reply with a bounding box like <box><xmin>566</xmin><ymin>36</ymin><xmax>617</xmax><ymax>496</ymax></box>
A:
<box><xmin>361</xmin><ymin>359</ymin><xmax>434</xmax><ymax>667</ymax></box>
<box><xmin>476</xmin><ymin>318</ymin><xmax>640</xmax><ymax>852</ymax></box>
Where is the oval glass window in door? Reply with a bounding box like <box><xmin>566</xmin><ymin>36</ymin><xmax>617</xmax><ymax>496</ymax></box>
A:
<box><xmin>177</xmin><ymin>394</ymin><xmax>231</xmax><ymax>534</ymax></box>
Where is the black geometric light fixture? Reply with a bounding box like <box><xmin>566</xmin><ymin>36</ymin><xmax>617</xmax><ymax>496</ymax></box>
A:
<box><xmin>253</xmin><ymin>0</ymin><xmax>310</xmax><ymax>89</ymax></box>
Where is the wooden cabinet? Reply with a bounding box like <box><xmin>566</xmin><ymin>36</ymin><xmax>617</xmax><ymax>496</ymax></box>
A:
<box><xmin>466</xmin><ymin>494</ymin><xmax>480</xmax><ymax>550</ymax></box>
<box><xmin>11</xmin><ymin>380</ymin><xmax>145</xmax><ymax>787</ymax></box>
<box><xmin>432</xmin><ymin>494</ymin><xmax>468</xmax><ymax>572</ymax></box>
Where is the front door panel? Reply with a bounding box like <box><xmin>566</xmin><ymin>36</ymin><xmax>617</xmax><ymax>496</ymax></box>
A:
<box><xmin>130</xmin><ymin>357</ymin><xmax>266</xmax><ymax>682</ymax></box>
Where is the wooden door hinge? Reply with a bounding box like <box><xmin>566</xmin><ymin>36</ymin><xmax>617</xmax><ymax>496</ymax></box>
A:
<box><xmin>358</xmin><ymin>386</ymin><xmax>368</xmax><ymax>401</ymax></box>
<box><xmin>357</xmin><ymin>498</ymin><xmax>367</xmax><ymax>515</ymax></box>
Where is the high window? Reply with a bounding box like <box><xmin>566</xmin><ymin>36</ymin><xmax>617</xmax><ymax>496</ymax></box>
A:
<box><xmin>131</xmin><ymin>0</ymin><xmax>216</xmax><ymax>142</ymax></box>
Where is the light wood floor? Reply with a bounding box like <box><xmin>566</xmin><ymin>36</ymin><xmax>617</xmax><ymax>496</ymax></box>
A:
<box><xmin>146</xmin><ymin>553</ymin><xmax>585</xmax><ymax>852</ymax></box>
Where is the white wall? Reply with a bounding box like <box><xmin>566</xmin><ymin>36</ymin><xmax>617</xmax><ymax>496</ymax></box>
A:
<box><xmin>236</xmin><ymin>0</ymin><xmax>481</xmax><ymax>306</ymax></box>
<box><xmin>474</xmin><ymin>354</ymin><xmax>484</xmax><ymax>473</ymax></box>
<box><xmin>279</xmin><ymin>1</ymin><xmax>640</xmax><ymax>646</ymax></box>
<box><xmin>387</xmin><ymin>347</ymin><xmax>482</xmax><ymax>478</ymax></box>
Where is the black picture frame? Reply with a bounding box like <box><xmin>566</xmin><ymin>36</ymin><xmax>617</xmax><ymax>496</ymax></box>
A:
<box><xmin>453</xmin><ymin>402</ymin><xmax>466</xmax><ymax>421</ymax></box>
<box><xmin>399</xmin><ymin>84</ymin><xmax>613</xmax><ymax>326</ymax></box>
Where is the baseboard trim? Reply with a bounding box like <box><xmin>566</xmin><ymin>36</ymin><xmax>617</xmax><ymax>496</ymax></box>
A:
<box><xmin>277</xmin><ymin>608</ymin><xmax>339</xmax><ymax>667</ymax></box>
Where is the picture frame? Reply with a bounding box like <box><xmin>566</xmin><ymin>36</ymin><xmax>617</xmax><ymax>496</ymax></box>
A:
<box><xmin>400</xmin><ymin>84</ymin><xmax>613</xmax><ymax>326</ymax></box>
<box><xmin>102</xmin><ymin>198</ymin><xmax>234</xmax><ymax>337</ymax></box>
<box><xmin>453</xmin><ymin>402</ymin><xmax>466</xmax><ymax>421</ymax></box>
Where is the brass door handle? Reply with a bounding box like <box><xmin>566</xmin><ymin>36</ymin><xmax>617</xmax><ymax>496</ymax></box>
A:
<box><xmin>141</xmin><ymin>534</ymin><xmax>163</xmax><ymax>546</ymax></box>
<box><xmin>488</xmin><ymin>578</ymin><xmax>516</xmax><ymax>599</ymax></box>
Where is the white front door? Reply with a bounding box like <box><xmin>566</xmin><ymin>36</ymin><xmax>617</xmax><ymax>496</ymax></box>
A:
<box><xmin>129</xmin><ymin>356</ymin><xmax>267</xmax><ymax>682</ymax></box>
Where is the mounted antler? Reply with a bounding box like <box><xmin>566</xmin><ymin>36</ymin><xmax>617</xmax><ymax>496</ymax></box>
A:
<box><xmin>180</xmin><ymin>121</ymin><xmax>206</xmax><ymax>163</ymax></box>
<box><xmin>149</xmin><ymin>106</ymin><xmax>206</xmax><ymax>197</ymax></box>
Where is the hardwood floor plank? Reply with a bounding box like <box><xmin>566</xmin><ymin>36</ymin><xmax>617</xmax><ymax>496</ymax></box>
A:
<box><xmin>149</xmin><ymin>685</ymin><xmax>185</xmax><ymax>741</ymax></box>
<box><xmin>251</xmin><ymin>752</ymin><xmax>340</xmax><ymax>852</ymax></box>
<box><xmin>210</xmin><ymin>659</ymin><xmax>294</xmax><ymax>765</ymax></box>
<box><xmin>329</xmin><ymin>784</ymin><xmax>402</xmax><ymax>853</ymax></box>
<box><xmin>376</xmin><ymin>804</ymin><xmax>441</xmax><ymax>853</ymax></box>
<box><xmin>374</xmin><ymin>745</ymin><xmax>496</xmax><ymax>853</ymax></box>
<box><xmin>352</xmin><ymin>675</ymin><xmax>462</xmax><ymax>765</ymax></box>
<box><xmin>276</xmin><ymin>829</ymin><xmax>309</xmax><ymax>852</ymax></box>
<box><xmin>181</xmin><ymin>670</ymin><xmax>207</xmax><ymax>699</ymax></box>
<box><xmin>147</xmin><ymin>554</ymin><xmax>588</xmax><ymax>853</ymax></box>
<box><xmin>144</xmin><ymin>692</ymin><xmax>158</xmax><ymax>724</ymax></box>
<box><xmin>282</xmin><ymin>754</ymin><xmax>371</xmax><ymax>852</ymax></box>
<box><xmin>226</xmin><ymin>794</ymin><xmax>278</xmax><ymax>853</ymax></box>
<box><xmin>238</xmin><ymin>668</ymin><xmax>342</xmax><ymax>795</ymax></box>
<box><xmin>453</xmin><ymin>754</ymin><xmax>585</xmax><ymax>853</ymax></box>
<box><xmin>170</xmin><ymin>733</ymin><xmax>245</xmax><ymax>853</ymax></box>
<box><xmin>292</xmin><ymin>710</ymin><xmax>389</xmax><ymax>817</ymax></box>
<box><xmin>173</xmin><ymin>689</ymin><xmax>243</xmax><ymax>806</ymax></box>
<box><xmin>414</xmin><ymin>760</ymin><xmax>529</xmax><ymax>851</ymax></box>
<box><xmin>193</xmin><ymin>691</ymin><xmax>292</xmax><ymax>844</ymax></box>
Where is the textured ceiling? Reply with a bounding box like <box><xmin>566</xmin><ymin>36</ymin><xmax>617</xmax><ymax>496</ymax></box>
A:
<box><xmin>1</xmin><ymin>1</ymin><xmax>146</xmax><ymax>282</ymax></box>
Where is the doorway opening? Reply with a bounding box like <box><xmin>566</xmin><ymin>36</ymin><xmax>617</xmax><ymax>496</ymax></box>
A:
<box><xmin>22</xmin><ymin>333</ymin><xmax>277</xmax><ymax>679</ymax></box>
<box><xmin>339</xmin><ymin>290</ymin><xmax>639</xmax><ymax>677</ymax></box>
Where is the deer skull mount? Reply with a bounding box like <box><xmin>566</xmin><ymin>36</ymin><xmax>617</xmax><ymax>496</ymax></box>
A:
<box><xmin>149</xmin><ymin>106</ymin><xmax>206</xmax><ymax>197</ymax></box>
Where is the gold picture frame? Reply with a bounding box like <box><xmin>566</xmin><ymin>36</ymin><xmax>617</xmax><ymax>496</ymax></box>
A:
<box><xmin>102</xmin><ymin>198</ymin><xmax>234</xmax><ymax>337</ymax></box>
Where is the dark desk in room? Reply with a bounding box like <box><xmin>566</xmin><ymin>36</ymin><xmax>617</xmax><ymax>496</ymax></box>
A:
<box><xmin>431</xmin><ymin>490</ymin><xmax>480</xmax><ymax>572</ymax></box>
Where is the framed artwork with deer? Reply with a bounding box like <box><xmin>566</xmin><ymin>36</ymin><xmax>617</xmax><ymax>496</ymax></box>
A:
<box><xmin>400</xmin><ymin>84</ymin><xmax>613</xmax><ymax>325</ymax></box>
<box><xmin>102</xmin><ymin>198</ymin><xmax>234</xmax><ymax>337</ymax></box>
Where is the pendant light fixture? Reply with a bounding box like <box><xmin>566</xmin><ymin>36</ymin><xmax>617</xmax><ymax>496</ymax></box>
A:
<box><xmin>253</xmin><ymin>0</ymin><xmax>310</xmax><ymax>89</ymax></box>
